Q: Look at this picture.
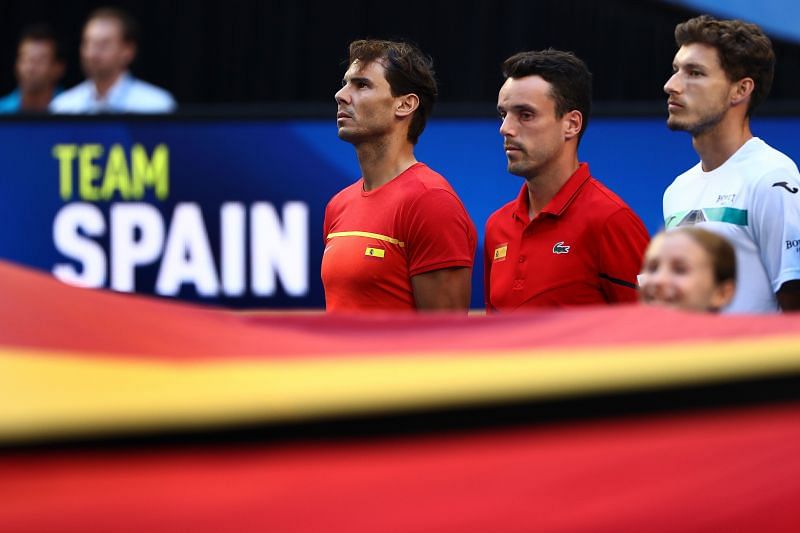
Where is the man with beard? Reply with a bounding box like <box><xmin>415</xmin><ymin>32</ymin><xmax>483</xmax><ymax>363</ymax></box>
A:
<box><xmin>484</xmin><ymin>49</ymin><xmax>649</xmax><ymax>311</ymax></box>
<box><xmin>50</xmin><ymin>7</ymin><xmax>175</xmax><ymax>113</ymax></box>
<box><xmin>663</xmin><ymin>15</ymin><xmax>800</xmax><ymax>312</ymax></box>
<box><xmin>322</xmin><ymin>39</ymin><xmax>476</xmax><ymax>312</ymax></box>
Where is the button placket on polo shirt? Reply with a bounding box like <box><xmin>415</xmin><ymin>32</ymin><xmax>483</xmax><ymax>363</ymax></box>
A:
<box><xmin>512</xmin><ymin>216</ymin><xmax>540</xmax><ymax>292</ymax></box>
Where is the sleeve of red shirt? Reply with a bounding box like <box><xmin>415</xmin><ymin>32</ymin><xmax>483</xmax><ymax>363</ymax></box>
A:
<box><xmin>405</xmin><ymin>188</ymin><xmax>477</xmax><ymax>277</ymax></box>
<box><xmin>598</xmin><ymin>208</ymin><xmax>650</xmax><ymax>303</ymax></box>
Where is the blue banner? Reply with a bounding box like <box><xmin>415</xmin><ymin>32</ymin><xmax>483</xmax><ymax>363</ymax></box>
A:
<box><xmin>2</xmin><ymin>117</ymin><xmax>798</xmax><ymax>308</ymax></box>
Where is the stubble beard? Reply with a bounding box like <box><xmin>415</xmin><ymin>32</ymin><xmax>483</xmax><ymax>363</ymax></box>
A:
<box><xmin>337</xmin><ymin>127</ymin><xmax>362</xmax><ymax>144</ymax></box>
<box><xmin>507</xmin><ymin>150</ymin><xmax>547</xmax><ymax>181</ymax></box>
<box><xmin>506</xmin><ymin>148</ymin><xmax>531</xmax><ymax>177</ymax></box>
<box><xmin>507</xmin><ymin>160</ymin><xmax>533</xmax><ymax>179</ymax></box>
<box><xmin>667</xmin><ymin>105</ymin><xmax>727</xmax><ymax>137</ymax></box>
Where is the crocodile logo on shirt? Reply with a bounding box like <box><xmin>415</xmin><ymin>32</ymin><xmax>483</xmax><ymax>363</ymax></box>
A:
<box><xmin>552</xmin><ymin>241</ymin><xmax>570</xmax><ymax>254</ymax></box>
<box><xmin>772</xmin><ymin>181</ymin><xmax>799</xmax><ymax>194</ymax></box>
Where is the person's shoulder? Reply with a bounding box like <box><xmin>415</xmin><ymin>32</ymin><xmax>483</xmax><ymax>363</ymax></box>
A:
<box><xmin>664</xmin><ymin>161</ymin><xmax>702</xmax><ymax>197</ymax></box>
<box><xmin>401</xmin><ymin>163</ymin><xmax>457</xmax><ymax>193</ymax></box>
<box><xmin>0</xmin><ymin>90</ymin><xmax>20</xmax><ymax>113</ymax></box>
<box><xmin>743</xmin><ymin>138</ymin><xmax>800</xmax><ymax>180</ymax></box>
<box><xmin>485</xmin><ymin>197</ymin><xmax>517</xmax><ymax>229</ymax></box>
<box><xmin>326</xmin><ymin>180</ymin><xmax>362</xmax><ymax>206</ymax></box>
<box><xmin>49</xmin><ymin>81</ymin><xmax>92</xmax><ymax>113</ymax></box>
<box><xmin>583</xmin><ymin>176</ymin><xmax>634</xmax><ymax>212</ymax></box>
<box><xmin>579</xmin><ymin>176</ymin><xmax>646</xmax><ymax>230</ymax></box>
<box><xmin>127</xmin><ymin>78</ymin><xmax>176</xmax><ymax>112</ymax></box>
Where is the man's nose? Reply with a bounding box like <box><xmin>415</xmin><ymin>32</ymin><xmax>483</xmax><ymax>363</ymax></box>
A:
<box><xmin>499</xmin><ymin>115</ymin><xmax>514</xmax><ymax>137</ymax></box>
<box><xmin>335</xmin><ymin>86</ymin><xmax>349</xmax><ymax>105</ymax></box>
<box><xmin>664</xmin><ymin>72</ymin><xmax>681</xmax><ymax>95</ymax></box>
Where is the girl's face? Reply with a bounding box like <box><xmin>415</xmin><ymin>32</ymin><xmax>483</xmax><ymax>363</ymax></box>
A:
<box><xmin>639</xmin><ymin>232</ymin><xmax>733</xmax><ymax>312</ymax></box>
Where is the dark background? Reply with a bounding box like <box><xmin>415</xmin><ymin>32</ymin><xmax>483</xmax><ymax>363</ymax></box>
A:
<box><xmin>2</xmin><ymin>0</ymin><xmax>800</xmax><ymax>110</ymax></box>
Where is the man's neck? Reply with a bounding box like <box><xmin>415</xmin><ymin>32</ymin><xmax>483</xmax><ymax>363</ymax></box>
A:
<box><xmin>19</xmin><ymin>86</ymin><xmax>55</xmax><ymax>112</ymax></box>
<box><xmin>525</xmin><ymin>154</ymin><xmax>580</xmax><ymax>220</ymax></box>
<box><xmin>692</xmin><ymin>115</ymin><xmax>753</xmax><ymax>172</ymax></box>
<box><xmin>355</xmin><ymin>135</ymin><xmax>417</xmax><ymax>191</ymax></box>
<box><xmin>92</xmin><ymin>71</ymin><xmax>126</xmax><ymax>99</ymax></box>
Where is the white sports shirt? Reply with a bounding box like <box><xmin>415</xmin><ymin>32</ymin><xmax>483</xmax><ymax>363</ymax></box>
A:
<box><xmin>663</xmin><ymin>137</ymin><xmax>800</xmax><ymax>313</ymax></box>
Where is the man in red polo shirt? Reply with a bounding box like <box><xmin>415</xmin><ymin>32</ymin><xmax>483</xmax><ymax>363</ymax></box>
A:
<box><xmin>323</xmin><ymin>40</ymin><xmax>476</xmax><ymax>312</ymax></box>
<box><xmin>485</xmin><ymin>49</ymin><xmax>649</xmax><ymax>311</ymax></box>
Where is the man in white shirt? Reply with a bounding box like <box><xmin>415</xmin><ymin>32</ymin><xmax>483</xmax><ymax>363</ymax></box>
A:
<box><xmin>50</xmin><ymin>7</ymin><xmax>175</xmax><ymax>114</ymax></box>
<box><xmin>663</xmin><ymin>15</ymin><xmax>800</xmax><ymax>312</ymax></box>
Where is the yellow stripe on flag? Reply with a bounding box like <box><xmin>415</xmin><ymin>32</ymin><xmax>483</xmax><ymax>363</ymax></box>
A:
<box><xmin>2</xmin><ymin>334</ymin><xmax>800</xmax><ymax>442</ymax></box>
<box><xmin>365</xmin><ymin>247</ymin><xmax>385</xmax><ymax>258</ymax></box>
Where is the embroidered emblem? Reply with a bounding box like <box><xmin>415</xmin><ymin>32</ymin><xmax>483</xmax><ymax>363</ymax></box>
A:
<box><xmin>364</xmin><ymin>247</ymin><xmax>385</xmax><ymax>258</ymax></box>
<box><xmin>493</xmin><ymin>244</ymin><xmax>508</xmax><ymax>262</ymax></box>
<box><xmin>552</xmin><ymin>241</ymin><xmax>570</xmax><ymax>254</ymax></box>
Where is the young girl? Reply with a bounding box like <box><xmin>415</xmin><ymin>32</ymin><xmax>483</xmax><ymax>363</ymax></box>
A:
<box><xmin>639</xmin><ymin>227</ymin><xmax>736</xmax><ymax>312</ymax></box>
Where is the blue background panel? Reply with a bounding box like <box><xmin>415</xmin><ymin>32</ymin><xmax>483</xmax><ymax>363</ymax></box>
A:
<box><xmin>1</xmin><ymin>117</ymin><xmax>797</xmax><ymax>308</ymax></box>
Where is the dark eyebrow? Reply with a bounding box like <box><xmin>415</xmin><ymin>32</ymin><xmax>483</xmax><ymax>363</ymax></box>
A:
<box><xmin>344</xmin><ymin>76</ymin><xmax>372</xmax><ymax>86</ymax></box>
<box><xmin>512</xmin><ymin>104</ymin><xmax>536</xmax><ymax>113</ymax></box>
<box><xmin>677</xmin><ymin>62</ymin><xmax>707</xmax><ymax>71</ymax></box>
<box><xmin>498</xmin><ymin>104</ymin><xmax>537</xmax><ymax>114</ymax></box>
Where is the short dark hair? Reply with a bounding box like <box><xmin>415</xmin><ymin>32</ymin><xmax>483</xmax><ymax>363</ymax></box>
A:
<box><xmin>502</xmin><ymin>49</ymin><xmax>592</xmax><ymax>143</ymax></box>
<box><xmin>87</xmin><ymin>7</ymin><xmax>140</xmax><ymax>44</ymax></box>
<box><xmin>347</xmin><ymin>39</ymin><xmax>438</xmax><ymax>145</ymax></box>
<box><xmin>675</xmin><ymin>15</ymin><xmax>774</xmax><ymax>115</ymax></box>
<box><xmin>19</xmin><ymin>23</ymin><xmax>62</xmax><ymax>62</ymax></box>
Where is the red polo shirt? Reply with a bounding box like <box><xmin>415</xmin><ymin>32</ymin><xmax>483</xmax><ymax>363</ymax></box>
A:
<box><xmin>484</xmin><ymin>163</ymin><xmax>649</xmax><ymax>311</ymax></box>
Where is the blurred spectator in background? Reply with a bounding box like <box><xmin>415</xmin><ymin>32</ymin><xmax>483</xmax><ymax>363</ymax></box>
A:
<box><xmin>0</xmin><ymin>24</ymin><xmax>64</xmax><ymax>113</ymax></box>
<box><xmin>50</xmin><ymin>7</ymin><xmax>175</xmax><ymax>113</ymax></box>
<box><xmin>639</xmin><ymin>227</ymin><xmax>736</xmax><ymax>313</ymax></box>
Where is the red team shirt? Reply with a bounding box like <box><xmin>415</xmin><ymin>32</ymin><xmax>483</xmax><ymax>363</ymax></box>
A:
<box><xmin>484</xmin><ymin>163</ymin><xmax>649</xmax><ymax>311</ymax></box>
<box><xmin>322</xmin><ymin>163</ymin><xmax>477</xmax><ymax>311</ymax></box>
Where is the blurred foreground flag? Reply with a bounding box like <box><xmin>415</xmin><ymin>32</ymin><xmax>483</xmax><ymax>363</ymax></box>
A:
<box><xmin>1</xmin><ymin>260</ymin><xmax>800</xmax><ymax>532</ymax></box>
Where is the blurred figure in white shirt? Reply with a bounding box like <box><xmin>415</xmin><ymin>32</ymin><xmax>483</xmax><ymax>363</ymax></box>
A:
<box><xmin>50</xmin><ymin>7</ymin><xmax>175</xmax><ymax>114</ymax></box>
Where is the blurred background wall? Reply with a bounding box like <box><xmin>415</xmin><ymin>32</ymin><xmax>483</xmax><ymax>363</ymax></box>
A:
<box><xmin>2</xmin><ymin>0</ymin><xmax>799</xmax><ymax>109</ymax></box>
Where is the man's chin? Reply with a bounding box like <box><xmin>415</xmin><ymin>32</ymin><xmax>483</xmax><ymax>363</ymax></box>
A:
<box><xmin>336</xmin><ymin>129</ymin><xmax>361</xmax><ymax>143</ymax></box>
<box><xmin>506</xmin><ymin>162</ymin><xmax>530</xmax><ymax>177</ymax></box>
<box><xmin>666</xmin><ymin>116</ymin><xmax>691</xmax><ymax>132</ymax></box>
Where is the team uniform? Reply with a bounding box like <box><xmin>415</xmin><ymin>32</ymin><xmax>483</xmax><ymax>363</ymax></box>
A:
<box><xmin>49</xmin><ymin>72</ymin><xmax>175</xmax><ymax>114</ymax></box>
<box><xmin>322</xmin><ymin>162</ymin><xmax>477</xmax><ymax>311</ymax></box>
<box><xmin>663</xmin><ymin>137</ymin><xmax>800</xmax><ymax>313</ymax></box>
<box><xmin>484</xmin><ymin>163</ymin><xmax>649</xmax><ymax>311</ymax></box>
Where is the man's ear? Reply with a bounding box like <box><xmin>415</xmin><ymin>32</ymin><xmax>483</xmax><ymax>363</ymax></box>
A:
<box><xmin>563</xmin><ymin>110</ymin><xmax>583</xmax><ymax>141</ymax></box>
<box><xmin>396</xmin><ymin>93</ymin><xmax>420</xmax><ymax>118</ymax></box>
<box><xmin>730</xmin><ymin>77</ymin><xmax>754</xmax><ymax>107</ymax></box>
